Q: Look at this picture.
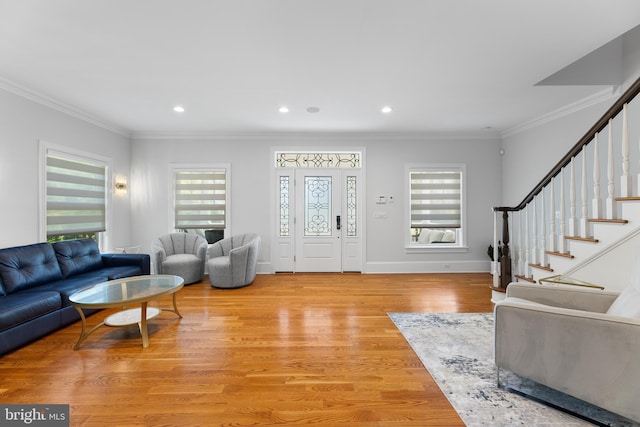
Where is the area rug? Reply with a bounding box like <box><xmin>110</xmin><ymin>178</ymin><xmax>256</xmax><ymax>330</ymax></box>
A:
<box><xmin>388</xmin><ymin>312</ymin><xmax>638</xmax><ymax>427</ymax></box>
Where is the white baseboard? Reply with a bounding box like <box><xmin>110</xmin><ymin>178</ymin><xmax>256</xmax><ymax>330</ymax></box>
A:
<box><xmin>363</xmin><ymin>260</ymin><xmax>491</xmax><ymax>274</ymax></box>
<box><xmin>258</xmin><ymin>260</ymin><xmax>491</xmax><ymax>274</ymax></box>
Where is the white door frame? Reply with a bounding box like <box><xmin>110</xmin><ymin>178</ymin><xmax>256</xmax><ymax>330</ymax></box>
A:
<box><xmin>271</xmin><ymin>148</ymin><xmax>365</xmax><ymax>273</ymax></box>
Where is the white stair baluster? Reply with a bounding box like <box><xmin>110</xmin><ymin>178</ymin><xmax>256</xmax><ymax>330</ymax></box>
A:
<box><xmin>592</xmin><ymin>133</ymin><xmax>602</xmax><ymax>219</ymax></box>
<box><xmin>525</xmin><ymin>204</ymin><xmax>531</xmax><ymax>278</ymax></box>
<box><xmin>518</xmin><ymin>210</ymin><xmax>524</xmax><ymax>276</ymax></box>
<box><xmin>581</xmin><ymin>146</ymin><xmax>589</xmax><ymax>238</ymax></box>
<box><xmin>539</xmin><ymin>188</ymin><xmax>547</xmax><ymax>266</ymax></box>
<box><xmin>621</xmin><ymin>103</ymin><xmax>631</xmax><ymax>197</ymax></box>
<box><xmin>531</xmin><ymin>196</ymin><xmax>538</xmax><ymax>266</ymax></box>
<box><xmin>569</xmin><ymin>157</ymin><xmax>578</xmax><ymax>236</ymax></box>
<box><xmin>558</xmin><ymin>169</ymin><xmax>567</xmax><ymax>254</ymax></box>
<box><xmin>548</xmin><ymin>176</ymin><xmax>556</xmax><ymax>253</ymax></box>
<box><xmin>607</xmin><ymin>119</ymin><xmax>617</xmax><ymax>219</ymax></box>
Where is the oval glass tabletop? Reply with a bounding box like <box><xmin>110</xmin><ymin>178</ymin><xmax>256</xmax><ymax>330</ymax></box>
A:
<box><xmin>70</xmin><ymin>275</ymin><xmax>184</xmax><ymax>306</ymax></box>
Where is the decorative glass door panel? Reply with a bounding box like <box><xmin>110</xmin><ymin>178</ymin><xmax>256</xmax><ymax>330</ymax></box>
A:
<box><xmin>295</xmin><ymin>170</ymin><xmax>341</xmax><ymax>272</ymax></box>
<box><xmin>304</xmin><ymin>176</ymin><xmax>332</xmax><ymax>236</ymax></box>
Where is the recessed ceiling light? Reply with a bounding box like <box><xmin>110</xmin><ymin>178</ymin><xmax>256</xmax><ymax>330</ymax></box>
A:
<box><xmin>173</xmin><ymin>105</ymin><xmax>185</xmax><ymax>113</ymax></box>
<box><xmin>381</xmin><ymin>106</ymin><xmax>393</xmax><ymax>114</ymax></box>
<box><xmin>306</xmin><ymin>106</ymin><xmax>320</xmax><ymax>114</ymax></box>
<box><xmin>278</xmin><ymin>106</ymin><xmax>289</xmax><ymax>114</ymax></box>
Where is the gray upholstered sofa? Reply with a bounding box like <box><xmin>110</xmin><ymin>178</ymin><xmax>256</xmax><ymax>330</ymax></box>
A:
<box><xmin>494</xmin><ymin>282</ymin><xmax>640</xmax><ymax>422</ymax></box>
<box><xmin>151</xmin><ymin>233</ymin><xmax>208</xmax><ymax>285</ymax></box>
<box><xmin>0</xmin><ymin>238</ymin><xmax>150</xmax><ymax>355</ymax></box>
<box><xmin>207</xmin><ymin>233</ymin><xmax>260</xmax><ymax>289</ymax></box>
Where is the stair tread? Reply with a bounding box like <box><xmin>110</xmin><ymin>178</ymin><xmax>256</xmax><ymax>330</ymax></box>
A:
<box><xmin>528</xmin><ymin>263</ymin><xmax>554</xmax><ymax>272</ymax></box>
<box><xmin>545</xmin><ymin>250</ymin><xmax>574</xmax><ymax>259</ymax></box>
<box><xmin>515</xmin><ymin>275</ymin><xmax>536</xmax><ymax>283</ymax></box>
<box><xmin>565</xmin><ymin>235</ymin><xmax>599</xmax><ymax>243</ymax></box>
<box><xmin>615</xmin><ymin>196</ymin><xmax>640</xmax><ymax>201</ymax></box>
<box><xmin>588</xmin><ymin>218</ymin><xmax>629</xmax><ymax>224</ymax></box>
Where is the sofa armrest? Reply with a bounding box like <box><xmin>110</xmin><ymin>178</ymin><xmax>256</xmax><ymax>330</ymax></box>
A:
<box><xmin>505</xmin><ymin>282</ymin><xmax>619</xmax><ymax>313</ymax></box>
<box><xmin>196</xmin><ymin>240</ymin><xmax>208</xmax><ymax>261</ymax></box>
<box><xmin>494</xmin><ymin>299</ymin><xmax>640</xmax><ymax>420</ymax></box>
<box><xmin>101</xmin><ymin>253</ymin><xmax>150</xmax><ymax>275</ymax></box>
<box><xmin>229</xmin><ymin>244</ymin><xmax>250</xmax><ymax>266</ymax></box>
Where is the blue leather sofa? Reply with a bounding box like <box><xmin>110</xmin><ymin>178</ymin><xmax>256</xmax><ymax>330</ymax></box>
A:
<box><xmin>0</xmin><ymin>238</ymin><xmax>150</xmax><ymax>355</ymax></box>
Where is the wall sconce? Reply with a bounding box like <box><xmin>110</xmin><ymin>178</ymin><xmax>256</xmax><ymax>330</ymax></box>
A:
<box><xmin>114</xmin><ymin>178</ymin><xmax>128</xmax><ymax>192</ymax></box>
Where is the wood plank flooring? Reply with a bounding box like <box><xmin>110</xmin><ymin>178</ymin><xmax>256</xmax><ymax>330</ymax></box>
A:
<box><xmin>0</xmin><ymin>273</ymin><xmax>493</xmax><ymax>426</ymax></box>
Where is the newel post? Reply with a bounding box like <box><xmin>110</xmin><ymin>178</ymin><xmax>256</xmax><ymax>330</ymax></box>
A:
<box><xmin>499</xmin><ymin>211</ymin><xmax>512</xmax><ymax>289</ymax></box>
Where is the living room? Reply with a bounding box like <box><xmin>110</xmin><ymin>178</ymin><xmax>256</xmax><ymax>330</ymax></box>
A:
<box><xmin>1</xmin><ymin>1</ymin><xmax>640</xmax><ymax>425</ymax></box>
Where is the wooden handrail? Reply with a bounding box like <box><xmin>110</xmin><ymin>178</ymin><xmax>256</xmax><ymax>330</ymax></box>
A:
<box><xmin>494</xmin><ymin>76</ymin><xmax>640</xmax><ymax>213</ymax></box>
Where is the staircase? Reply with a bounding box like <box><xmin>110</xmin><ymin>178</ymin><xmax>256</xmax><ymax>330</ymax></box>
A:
<box><xmin>492</xmin><ymin>76</ymin><xmax>640</xmax><ymax>295</ymax></box>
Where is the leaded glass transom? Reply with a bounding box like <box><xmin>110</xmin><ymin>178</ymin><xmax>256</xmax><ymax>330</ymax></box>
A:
<box><xmin>276</xmin><ymin>152</ymin><xmax>360</xmax><ymax>169</ymax></box>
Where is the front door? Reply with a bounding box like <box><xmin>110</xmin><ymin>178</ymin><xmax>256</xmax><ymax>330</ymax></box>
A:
<box><xmin>274</xmin><ymin>161</ymin><xmax>362</xmax><ymax>273</ymax></box>
<box><xmin>294</xmin><ymin>169</ymin><xmax>342</xmax><ymax>272</ymax></box>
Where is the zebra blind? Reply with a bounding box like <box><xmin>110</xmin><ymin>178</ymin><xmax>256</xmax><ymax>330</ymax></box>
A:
<box><xmin>410</xmin><ymin>170</ymin><xmax>461</xmax><ymax>229</ymax></box>
<box><xmin>174</xmin><ymin>170</ymin><xmax>226</xmax><ymax>229</ymax></box>
<box><xmin>46</xmin><ymin>153</ymin><xmax>106</xmax><ymax>237</ymax></box>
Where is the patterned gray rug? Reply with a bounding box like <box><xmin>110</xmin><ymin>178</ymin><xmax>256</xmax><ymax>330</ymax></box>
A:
<box><xmin>388</xmin><ymin>312</ymin><xmax>638</xmax><ymax>427</ymax></box>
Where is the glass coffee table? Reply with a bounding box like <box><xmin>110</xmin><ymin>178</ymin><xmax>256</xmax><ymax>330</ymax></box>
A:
<box><xmin>69</xmin><ymin>275</ymin><xmax>184</xmax><ymax>349</ymax></box>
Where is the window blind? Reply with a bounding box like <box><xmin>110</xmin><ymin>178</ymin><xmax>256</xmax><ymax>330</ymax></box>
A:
<box><xmin>410</xmin><ymin>170</ymin><xmax>461</xmax><ymax>229</ymax></box>
<box><xmin>174</xmin><ymin>170</ymin><xmax>226</xmax><ymax>229</ymax></box>
<box><xmin>46</xmin><ymin>154</ymin><xmax>106</xmax><ymax>237</ymax></box>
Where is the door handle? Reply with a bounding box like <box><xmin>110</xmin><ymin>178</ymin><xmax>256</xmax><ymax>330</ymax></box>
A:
<box><xmin>336</xmin><ymin>215</ymin><xmax>341</xmax><ymax>230</ymax></box>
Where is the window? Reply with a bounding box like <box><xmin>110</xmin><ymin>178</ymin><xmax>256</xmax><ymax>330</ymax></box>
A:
<box><xmin>44</xmin><ymin>148</ymin><xmax>107</xmax><ymax>243</ymax></box>
<box><xmin>173</xmin><ymin>168</ymin><xmax>228</xmax><ymax>235</ymax></box>
<box><xmin>407</xmin><ymin>164</ymin><xmax>465</xmax><ymax>248</ymax></box>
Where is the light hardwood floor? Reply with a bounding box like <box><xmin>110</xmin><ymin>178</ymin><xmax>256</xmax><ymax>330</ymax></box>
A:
<box><xmin>0</xmin><ymin>273</ymin><xmax>493</xmax><ymax>426</ymax></box>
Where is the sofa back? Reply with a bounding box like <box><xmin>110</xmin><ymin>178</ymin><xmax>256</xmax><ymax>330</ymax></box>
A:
<box><xmin>52</xmin><ymin>238</ymin><xmax>103</xmax><ymax>278</ymax></box>
<box><xmin>0</xmin><ymin>243</ymin><xmax>63</xmax><ymax>295</ymax></box>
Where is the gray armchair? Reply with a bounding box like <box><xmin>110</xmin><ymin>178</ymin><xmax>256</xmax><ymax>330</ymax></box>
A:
<box><xmin>151</xmin><ymin>233</ymin><xmax>208</xmax><ymax>285</ymax></box>
<box><xmin>494</xmin><ymin>282</ymin><xmax>640</xmax><ymax>422</ymax></box>
<box><xmin>207</xmin><ymin>233</ymin><xmax>260</xmax><ymax>289</ymax></box>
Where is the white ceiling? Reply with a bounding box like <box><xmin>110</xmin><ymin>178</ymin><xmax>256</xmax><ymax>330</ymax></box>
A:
<box><xmin>0</xmin><ymin>0</ymin><xmax>639</xmax><ymax>137</ymax></box>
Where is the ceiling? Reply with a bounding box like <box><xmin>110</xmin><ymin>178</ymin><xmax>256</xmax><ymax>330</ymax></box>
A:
<box><xmin>0</xmin><ymin>0</ymin><xmax>639</xmax><ymax>137</ymax></box>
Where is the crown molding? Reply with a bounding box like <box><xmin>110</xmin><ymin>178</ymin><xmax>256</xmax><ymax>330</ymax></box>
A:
<box><xmin>130</xmin><ymin>130</ymin><xmax>500</xmax><ymax>142</ymax></box>
<box><xmin>501</xmin><ymin>85</ymin><xmax>621</xmax><ymax>138</ymax></box>
<box><xmin>0</xmin><ymin>76</ymin><xmax>131</xmax><ymax>137</ymax></box>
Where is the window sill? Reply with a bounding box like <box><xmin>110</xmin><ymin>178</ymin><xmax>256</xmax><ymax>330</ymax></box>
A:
<box><xmin>405</xmin><ymin>244</ymin><xmax>469</xmax><ymax>254</ymax></box>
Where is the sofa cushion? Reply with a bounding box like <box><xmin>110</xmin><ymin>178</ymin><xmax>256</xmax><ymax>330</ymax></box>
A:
<box><xmin>39</xmin><ymin>274</ymin><xmax>109</xmax><ymax>307</ymax></box>
<box><xmin>0</xmin><ymin>243</ymin><xmax>63</xmax><ymax>295</ymax></box>
<box><xmin>52</xmin><ymin>238</ymin><xmax>103</xmax><ymax>278</ymax></box>
<box><xmin>606</xmin><ymin>286</ymin><xmax>640</xmax><ymax>318</ymax></box>
<box><xmin>100</xmin><ymin>265</ymin><xmax>143</xmax><ymax>280</ymax></box>
<box><xmin>0</xmin><ymin>291</ymin><xmax>61</xmax><ymax>332</ymax></box>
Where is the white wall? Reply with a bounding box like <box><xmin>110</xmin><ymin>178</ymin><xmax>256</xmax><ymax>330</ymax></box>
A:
<box><xmin>130</xmin><ymin>135</ymin><xmax>502</xmax><ymax>274</ymax></box>
<box><xmin>0</xmin><ymin>89</ymin><xmax>132</xmax><ymax>250</ymax></box>
<box><xmin>500</xmin><ymin>99</ymin><xmax>613</xmax><ymax>207</ymax></box>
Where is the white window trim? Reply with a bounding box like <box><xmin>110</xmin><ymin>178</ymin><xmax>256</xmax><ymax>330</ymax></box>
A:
<box><xmin>405</xmin><ymin>163</ymin><xmax>468</xmax><ymax>253</ymax></box>
<box><xmin>39</xmin><ymin>140</ymin><xmax>113</xmax><ymax>251</ymax></box>
<box><xmin>169</xmin><ymin>163</ymin><xmax>231</xmax><ymax>235</ymax></box>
